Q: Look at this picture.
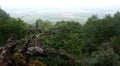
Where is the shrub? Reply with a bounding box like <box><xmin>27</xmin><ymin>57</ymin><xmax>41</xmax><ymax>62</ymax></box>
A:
<box><xmin>13</xmin><ymin>53</ymin><xmax>26</xmax><ymax>65</ymax></box>
<box><xmin>29</xmin><ymin>60</ymin><xmax>46</xmax><ymax>66</ymax></box>
<box><xmin>81</xmin><ymin>49</ymin><xmax>120</xmax><ymax>66</ymax></box>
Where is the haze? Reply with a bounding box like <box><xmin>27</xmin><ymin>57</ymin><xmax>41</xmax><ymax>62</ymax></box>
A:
<box><xmin>0</xmin><ymin>0</ymin><xmax>120</xmax><ymax>23</ymax></box>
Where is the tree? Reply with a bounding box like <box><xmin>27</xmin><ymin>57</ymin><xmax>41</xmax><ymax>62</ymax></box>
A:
<box><xmin>0</xmin><ymin>9</ymin><xmax>28</xmax><ymax>45</ymax></box>
<box><xmin>81</xmin><ymin>14</ymin><xmax>120</xmax><ymax>54</ymax></box>
<box><xmin>0</xmin><ymin>8</ymin><xmax>10</xmax><ymax>21</ymax></box>
<box><xmin>81</xmin><ymin>50</ymin><xmax>120</xmax><ymax>66</ymax></box>
<box><xmin>35</xmin><ymin>19</ymin><xmax>53</xmax><ymax>31</ymax></box>
<box><xmin>110</xmin><ymin>36</ymin><xmax>120</xmax><ymax>55</ymax></box>
<box><xmin>42</xmin><ymin>21</ymin><xmax>82</xmax><ymax>56</ymax></box>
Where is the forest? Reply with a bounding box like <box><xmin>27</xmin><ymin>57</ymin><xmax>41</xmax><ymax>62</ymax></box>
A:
<box><xmin>0</xmin><ymin>8</ymin><xmax>120</xmax><ymax>66</ymax></box>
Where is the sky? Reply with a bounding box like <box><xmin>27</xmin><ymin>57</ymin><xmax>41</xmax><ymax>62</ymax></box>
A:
<box><xmin>0</xmin><ymin>0</ymin><xmax>120</xmax><ymax>9</ymax></box>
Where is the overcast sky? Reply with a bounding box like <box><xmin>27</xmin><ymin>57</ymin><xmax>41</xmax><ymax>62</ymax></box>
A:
<box><xmin>0</xmin><ymin>0</ymin><xmax>120</xmax><ymax>9</ymax></box>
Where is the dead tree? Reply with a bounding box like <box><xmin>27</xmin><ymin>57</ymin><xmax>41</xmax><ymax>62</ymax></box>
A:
<box><xmin>19</xmin><ymin>29</ymin><xmax>79</xmax><ymax>63</ymax></box>
<box><xmin>0</xmin><ymin>34</ymin><xmax>17</xmax><ymax>66</ymax></box>
<box><xmin>0</xmin><ymin>29</ymin><xmax>79</xmax><ymax>66</ymax></box>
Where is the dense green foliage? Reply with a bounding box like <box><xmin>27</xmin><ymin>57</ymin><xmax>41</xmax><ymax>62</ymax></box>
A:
<box><xmin>0</xmin><ymin>9</ymin><xmax>28</xmax><ymax>45</ymax></box>
<box><xmin>1</xmin><ymin>8</ymin><xmax>120</xmax><ymax>66</ymax></box>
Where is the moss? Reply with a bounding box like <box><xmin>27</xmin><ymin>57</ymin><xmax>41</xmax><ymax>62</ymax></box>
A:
<box><xmin>13</xmin><ymin>53</ymin><xmax>26</xmax><ymax>65</ymax></box>
<box><xmin>29</xmin><ymin>60</ymin><xmax>46</xmax><ymax>66</ymax></box>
